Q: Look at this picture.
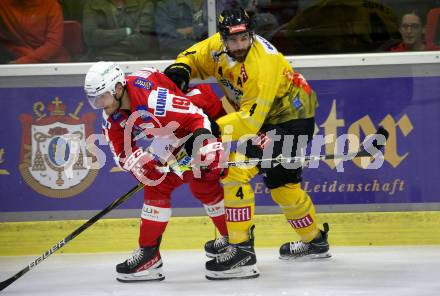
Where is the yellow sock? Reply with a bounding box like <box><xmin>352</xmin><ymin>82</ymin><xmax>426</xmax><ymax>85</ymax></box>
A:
<box><xmin>222</xmin><ymin>153</ymin><xmax>259</xmax><ymax>244</ymax></box>
<box><xmin>271</xmin><ymin>183</ymin><xmax>319</xmax><ymax>242</ymax></box>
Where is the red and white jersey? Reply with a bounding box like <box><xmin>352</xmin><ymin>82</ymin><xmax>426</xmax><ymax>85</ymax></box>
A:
<box><xmin>102</xmin><ymin>67</ymin><xmax>212</xmax><ymax>170</ymax></box>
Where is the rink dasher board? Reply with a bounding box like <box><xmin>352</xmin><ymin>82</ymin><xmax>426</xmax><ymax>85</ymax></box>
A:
<box><xmin>1</xmin><ymin>211</ymin><xmax>439</xmax><ymax>256</ymax></box>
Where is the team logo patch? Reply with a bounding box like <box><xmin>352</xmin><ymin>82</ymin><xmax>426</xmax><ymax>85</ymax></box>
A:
<box><xmin>19</xmin><ymin>97</ymin><xmax>98</xmax><ymax>198</ymax></box>
<box><xmin>292</xmin><ymin>97</ymin><xmax>303</xmax><ymax>110</ymax></box>
<box><xmin>134</xmin><ymin>77</ymin><xmax>153</xmax><ymax>90</ymax></box>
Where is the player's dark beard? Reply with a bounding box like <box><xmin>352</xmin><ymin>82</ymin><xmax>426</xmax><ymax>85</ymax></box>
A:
<box><xmin>227</xmin><ymin>47</ymin><xmax>251</xmax><ymax>63</ymax></box>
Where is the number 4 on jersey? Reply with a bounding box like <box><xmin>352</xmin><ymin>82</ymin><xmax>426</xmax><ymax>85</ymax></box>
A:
<box><xmin>236</xmin><ymin>187</ymin><xmax>244</xmax><ymax>199</ymax></box>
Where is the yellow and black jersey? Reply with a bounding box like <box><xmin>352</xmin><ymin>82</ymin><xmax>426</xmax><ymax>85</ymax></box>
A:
<box><xmin>176</xmin><ymin>33</ymin><xmax>318</xmax><ymax>141</ymax></box>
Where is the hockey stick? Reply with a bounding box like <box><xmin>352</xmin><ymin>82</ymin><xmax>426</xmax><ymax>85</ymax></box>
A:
<box><xmin>0</xmin><ymin>182</ymin><xmax>145</xmax><ymax>292</ymax></box>
<box><xmin>225</xmin><ymin>126</ymin><xmax>389</xmax><ymax>168</ymax></box>
<box><xmin>159</xmin><ymin>126</ymin><xmax>389</xmax><ymax>171</ymax></box>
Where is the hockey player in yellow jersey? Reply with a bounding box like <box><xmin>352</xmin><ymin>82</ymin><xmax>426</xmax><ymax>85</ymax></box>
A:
<box><xmin>165</xmin><ymin>8</ymin><xmax>331</xmax><ymax>280</ymax></box>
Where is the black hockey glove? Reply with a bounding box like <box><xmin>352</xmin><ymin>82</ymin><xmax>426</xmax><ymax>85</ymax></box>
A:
<box><xmin>164</xmin><ymin>63</ymin><xmax>191</xmax><ymax>92</ymax></box>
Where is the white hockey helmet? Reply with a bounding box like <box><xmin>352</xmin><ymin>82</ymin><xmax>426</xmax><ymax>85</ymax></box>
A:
<box><xmin>84</xmin><ymin>61</ymin><xmax>126</xmax><ymax>109</ymax></box>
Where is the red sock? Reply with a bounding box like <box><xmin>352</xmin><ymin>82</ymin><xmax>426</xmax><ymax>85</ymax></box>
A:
<box><xmin>138</xmin><ymin>219</ymin><xmax>168</xmax><ymax>247</ymax></box>
<box><xmin>138</xmin><ymin>204</ymin><xmax>172</xmax><ymax>247</ymax></box>
<box><xmin>210</xmin><ymin>214</ymin><xmax>228</xmax><ymax>237</ymax></box>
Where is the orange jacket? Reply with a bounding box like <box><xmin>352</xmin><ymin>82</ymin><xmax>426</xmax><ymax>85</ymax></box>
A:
<box><xmin>0</xmin><ymin>0</ymin><xmax>70</xmax><ymax>63</ymax></box>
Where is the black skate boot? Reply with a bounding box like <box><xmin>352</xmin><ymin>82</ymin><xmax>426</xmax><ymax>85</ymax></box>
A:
<box><xmin>279</xmin><ymin>223</ymin><xmax>331</xmax><ymax>260</ymax></box>
<box><xmin>205</xmin><ymin>226</ymin><xmax>260</xmax><ymax>280</ymax></box>
<box><xmin>204</xmin><ymin>236</ymin><xmax>229</xmax><ymax>258</ymax></box>
<box><xmin>116</xmin><ymin>241</ymin><xmax>165</xmax><ymax>282</ymax></box>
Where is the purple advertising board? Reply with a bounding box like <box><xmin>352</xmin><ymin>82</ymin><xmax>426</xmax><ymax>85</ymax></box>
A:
<box><xmin>0</xmin><ymin>76</ymin><xmax>439</xmax><ymax>213</ymax></box>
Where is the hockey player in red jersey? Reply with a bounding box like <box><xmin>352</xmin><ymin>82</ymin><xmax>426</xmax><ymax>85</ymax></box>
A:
<box><xmin>84</xmin><ymin>62</ymin><xmax>228</xmax><ymax>282</ymax></box>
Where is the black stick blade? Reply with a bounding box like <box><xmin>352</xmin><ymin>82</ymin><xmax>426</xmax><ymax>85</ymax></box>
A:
<box><xmin>355</xmin><ymin>126</ymin><xmax>389</xmax><ymax>158</ymax></box>
<box><xmin>372</xmin><ymin>126</ymin><xmax>389</xmax><ymax>151</ymax></box>
<box><xmin>0</xmin><ymin>277</ymin><xmax>17</xmax><ymax>291</ymax></box>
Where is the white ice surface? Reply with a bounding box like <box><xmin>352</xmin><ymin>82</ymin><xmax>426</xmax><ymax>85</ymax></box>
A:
<box><xmin>1</xmin><ymin>246</ymin><xmax>439</xmax><ymax>296</ymax></box>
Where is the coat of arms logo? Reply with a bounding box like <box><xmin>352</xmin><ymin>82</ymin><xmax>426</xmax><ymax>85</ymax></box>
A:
<box><xmin>19</xmin><ymin>97</ymin><xmax>98</xmax><ymax>198</ymax></box>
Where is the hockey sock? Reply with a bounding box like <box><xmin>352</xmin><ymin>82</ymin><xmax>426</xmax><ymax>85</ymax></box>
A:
<box><xmin>222</xmin><ymin>164</ymin><xmax>258</xmax><ymax>244</ymax></box>
<box><xmin>271</xmin><ymin>183</ymin><xmax>319</xmax><ymax>242</ymax></box>
<box><xmin>138</xmin><ymin>204</ymin><xmax>171</xmax><ymax>247</ymax></box>
<box><xmin>204</xmin><ymin>200</ymin><xmax>228</xmax><ymax>237</ymax></box>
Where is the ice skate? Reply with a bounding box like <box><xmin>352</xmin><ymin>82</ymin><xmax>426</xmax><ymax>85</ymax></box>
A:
<box><xmin>279</xmin><ymin>223</ymin><xmax>331</xmax><ymax>260</ymax></box>
<box><xmin>116</xmin><ymin>245</ymin><xmax>165</xmax><ymax>282</ymax></box>
<box><xmin>204</xmin><ymin>236</ymin><xmax>229</xmax><ymax>258</ymax></box>
<box><xmin>205</xmin><ymin>226</ymin><xmax>260</xmax><ymax>280</ymax></box>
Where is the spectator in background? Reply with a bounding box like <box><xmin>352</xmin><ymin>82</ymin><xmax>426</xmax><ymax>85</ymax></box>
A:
<box><xmin>154</xmin><ymin>0</ymin><xmax>206</xmax><ymax>59</ymax></box>
<box><xmin>82</xmin><ymin>0</ymin><xmax>158</xmax><ymax>61</ymax></box>
<box><xmin>250</xmin><ymin>9</ymin><xmax>279</xmax><ymax>40</ymax></box>
<box><xmin>154</xmin><ymin>0</ymin><xmax>278</xmax><ymax>59</ymax></box>
<box><xmin>60</xmin><ymin>0</ymin><xmax>87</xmax><ymax>22</ymax></box>
<box><xmin>0</xmin><ymin>0</ymin><xmax>70</xmax><ymax>64</ymax></box>
<box><xmin>389</xmin><ymin>11</ymin><xmax>429</xmax><ymax>51</ymax></box>
<box><xmin>218</xmin><ymin>0</ymin><xmax>279</xmax><ymax>40</ymax></box>
<box><xmin>283</xmin><ymin>0</ymin><xmax>400</xmax><ymax>55</ymax></box>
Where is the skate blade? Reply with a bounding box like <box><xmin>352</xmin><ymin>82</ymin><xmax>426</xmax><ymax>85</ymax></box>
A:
<box><xmin>116</xmin><ymin>268</ymin><xmax>165</xmax><ymax>283</ymax></box>
<box><xmin>279</xmin><ymin>251</ymin><xmax>332</xmax><ymax>261</ymax></box>
<box><xmin>205</xmin><ymin>252</ymin><xmax>221</xmax><ymax>259</ymax></box>
<box><xmin>205</xmin><ymin>265</ymin><xmax>260</xmax><ymax>280</ymax></box>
